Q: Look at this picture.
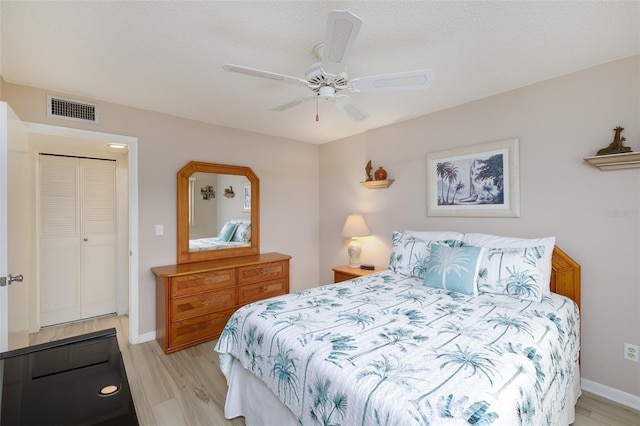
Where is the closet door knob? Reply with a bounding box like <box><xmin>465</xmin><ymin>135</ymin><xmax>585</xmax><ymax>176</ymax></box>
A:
<box><xmin>84</xmin><ymin>238</ymin><xmax>88</xmax><ymax>242</ymax></box>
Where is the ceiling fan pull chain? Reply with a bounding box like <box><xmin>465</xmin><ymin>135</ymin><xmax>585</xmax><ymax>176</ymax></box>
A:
<box><xmin>315</xmin><ymin>94</ymin><xmax>319</xmax><ymax>122</ymax></box>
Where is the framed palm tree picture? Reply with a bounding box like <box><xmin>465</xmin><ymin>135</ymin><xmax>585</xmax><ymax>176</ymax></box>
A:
<box><xmin>426</xmin><ymin>138</ymin><xmax>520</xmax><ymax>217</ymax></box>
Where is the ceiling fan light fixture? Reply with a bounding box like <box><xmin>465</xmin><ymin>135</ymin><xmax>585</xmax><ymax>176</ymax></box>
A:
<box><xmin>319</xmin><ymin>86</ymin><xmax>335</xmax><ymax>100</ymax></box>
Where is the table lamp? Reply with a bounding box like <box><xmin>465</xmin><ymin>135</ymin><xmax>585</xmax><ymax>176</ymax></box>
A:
<box><xmin>341</xmin><ymin>214</ymin><xmax>371</xmax><ymax>268</ymax></box>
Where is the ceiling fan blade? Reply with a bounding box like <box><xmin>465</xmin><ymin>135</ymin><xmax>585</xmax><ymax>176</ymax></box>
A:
<box><xmin>335</xmin><ymin>95</ymin><xmax>370</xmax><ymax>123</ymax></box>
<box><xmin>348</xmin><ymin>69</ymin><xmax>435</xmax><ymax>92</ymax></box>
<box><xmin>272</xmin><ymin>95</ymin><xmax>316</xmax><ymax>111</ymax></box>
<box><xmin>223</xmin><ymin>64</ymin><xmax>309</xmax><ymax>87</ymax></box>
<box><xmin>321</xmin><ymin>10</ymin><xmax>362</xmax><ymax>76</ymax></box>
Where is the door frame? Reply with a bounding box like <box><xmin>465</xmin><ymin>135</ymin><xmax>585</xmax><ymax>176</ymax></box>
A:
<box><xmin>24</xmin><ymin>123</ymin><xmax>140</xmax><ymax>344</ymax></box>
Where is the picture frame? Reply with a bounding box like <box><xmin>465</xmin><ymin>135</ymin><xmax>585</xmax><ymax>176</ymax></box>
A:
<box><xmin>426</xmin><ymin>138</ymin><xmax>520</xmax><ymax>217</ymax></box>
<box><xmin>243</xmin><ymin>185</ymin><xmax>251</xmax><ymax>211</ymax></box>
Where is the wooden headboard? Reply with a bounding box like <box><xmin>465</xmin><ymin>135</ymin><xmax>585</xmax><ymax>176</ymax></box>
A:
<box><xmin>550</xmin><ymin>246</ymin><xmax>581</xmax><ymax>310</ymax></box>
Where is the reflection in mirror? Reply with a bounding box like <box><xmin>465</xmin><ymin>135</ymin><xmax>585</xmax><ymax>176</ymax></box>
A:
<box><xmin>188</xmin><ymin>172</ymin><xmax>250</xmax><ymax>248</ymax></box>
<box><xmin>178</xmin><ymin>162</ymin><xmax>259</xmax><ymax>264</ymax></box>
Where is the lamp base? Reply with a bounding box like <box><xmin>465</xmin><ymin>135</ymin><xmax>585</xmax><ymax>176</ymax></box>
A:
<box><xmin>347</xmin><ymin>238</ymin><xmax>362</xmax><ymax>268</ymax></box>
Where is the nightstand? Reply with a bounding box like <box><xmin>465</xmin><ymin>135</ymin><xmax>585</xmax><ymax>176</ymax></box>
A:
<box><xmin>332</xmin><ymin>265</ymin><xmax>385</xmax><ymax>283</ymax></box>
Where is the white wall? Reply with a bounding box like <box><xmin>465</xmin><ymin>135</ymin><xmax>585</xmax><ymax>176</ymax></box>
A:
<box><xmin>319</xmin><ymin>56</ymin><xmax>640</xmax><ymax>400</ymax></box>
<box><xmin>3</xmin><ymin>82</ymin><xmax>321</xmax><ymax>341</ymax></box>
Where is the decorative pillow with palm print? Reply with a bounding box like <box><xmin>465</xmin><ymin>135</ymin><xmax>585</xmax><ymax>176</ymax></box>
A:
<box><xmin>423</xmin><ymin>244</ymin><xmax>484</xmax><ymax>295</ymax></box>
<box><xmin>462</xmin><ymin>233</ymin><xmax>555</xmax><ymax>292</ymax></box>
<box><xmin>388</xmin><ymin>231</ymin><xmax>463</xmax><ymax>279</ymax></box>
<box><xmin>477</xmin><ymin>245</ymin><xmax>546</xmax><ymax>301</ymax></box>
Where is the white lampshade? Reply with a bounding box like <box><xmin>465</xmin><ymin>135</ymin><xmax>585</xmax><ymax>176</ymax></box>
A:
<box><xmin>341</xmin><ymin>214</ymin><xmax>371</xmax><ymax>238</ymax></box>
<box><xmin>342</xmin><ymin>214</ymin><xmax>371</xmax><ymax>268</ymax></box>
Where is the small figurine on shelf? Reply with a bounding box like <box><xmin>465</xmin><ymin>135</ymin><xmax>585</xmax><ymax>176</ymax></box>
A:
<box><xmin>365</xmin><ymin>160</ymin><xmax>373</xmax><ymax>181</ymax></box>
<box><xmin>597</xmin><ymin>126</ymin><xmax>632</xmax><ymax>155</ymax></box>
<box><xmin>374</xmin><ymin>166</ymin><xmax>387</xmax><ymax>180</ymax></box>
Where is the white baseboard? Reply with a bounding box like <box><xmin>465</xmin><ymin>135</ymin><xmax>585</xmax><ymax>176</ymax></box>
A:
<box><xmin>581</xmin><ymin>378</ymin><xmax>640</xmax><ymax>411</ymax></box>
<box><xmin>134</xmin><ymin>330</ymin><xmax>156</xmax><ymax>344</ymax></box>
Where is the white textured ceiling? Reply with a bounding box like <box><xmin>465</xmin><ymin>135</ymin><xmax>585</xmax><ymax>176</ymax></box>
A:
<box><xmin>1</xmin><ymin>1</ymin><xmax>639</xmax><ymax>144</ymax></box>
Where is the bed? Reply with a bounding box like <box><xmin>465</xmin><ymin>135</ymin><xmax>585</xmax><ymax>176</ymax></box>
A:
<box><xmin>189</xmin><ymin>219</ymin><xmax>251</xmax><ymax>252</ymax></box>
<box><xmin>215</xmin><ymin>231</ymin><xmax>581</xmax><ymax>425</ymax></box>
<box><xmin>188</xmin><ymin>237</ymin><xmax>250</xmax><ymax>252</ymax></box>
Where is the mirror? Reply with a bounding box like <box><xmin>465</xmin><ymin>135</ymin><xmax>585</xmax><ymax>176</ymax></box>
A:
<box><xmin>177</xmin><ymin>161</ymin><xmax>259</xmax><ymax>264</ymax></box>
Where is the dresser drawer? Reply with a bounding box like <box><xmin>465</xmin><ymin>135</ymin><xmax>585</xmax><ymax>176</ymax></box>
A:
<box><xmin>238</xmin><ymin>261</ymin><xmax>288</xmax><ymax>285</ymax></box>
<box><xmin>170</xmin><ymin>269</ymin><xmax>235</xmax><ymax>297</ymax></box>
<box><xmin>239</xmin><ymin>278</ymin><xmax>288</xmax><ymax>304</ymax></box>
<box><xmin>171</xmin><ymin>288</ymin><xmax>238</xmax><ymax>321</ymax></box>
<box><xmin>169</xmin><ymin>308</ymin><xmax>236</xmax><ymax>348</ymax></box>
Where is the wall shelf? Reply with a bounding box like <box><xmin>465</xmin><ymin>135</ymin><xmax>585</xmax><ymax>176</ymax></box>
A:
<box><xmin>584</xmin><ymin>152</ymin><xmax>640</xmax><ymax>170</ymax></box>
<box><xmin>360</xmin><ymin>179</ymin><xmax>394</xmax><ymax>189</ymax></box>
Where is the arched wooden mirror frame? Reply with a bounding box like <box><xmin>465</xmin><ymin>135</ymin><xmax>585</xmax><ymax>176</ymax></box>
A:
<box><xmin>177</xmin><ymin>161</ymin><xmax>259</xmax><ymax>264</ymax></box>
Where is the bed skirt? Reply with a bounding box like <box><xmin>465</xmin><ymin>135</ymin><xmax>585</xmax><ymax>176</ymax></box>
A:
<box><xmin>223</xmin><ymin>357</ymin><xmax>582</xmax><ymax>426</ymax></box>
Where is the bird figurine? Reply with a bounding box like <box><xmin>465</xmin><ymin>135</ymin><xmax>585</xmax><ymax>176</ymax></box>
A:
<box><xmin>365</xmin><ymin>160</ymin><xmax>373</xmax><ymax>181</ymax></box>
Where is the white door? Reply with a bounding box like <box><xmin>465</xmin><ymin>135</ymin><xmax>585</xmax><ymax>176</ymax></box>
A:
<box><xmin>39</xmin><ymin>155</ymin><xmax>116</xmax><ymax>326</ymax></box>
<box><xmin>0</xmin><ymin>102</ymin><xmax>30</xmax><ymax>352</ymax></box>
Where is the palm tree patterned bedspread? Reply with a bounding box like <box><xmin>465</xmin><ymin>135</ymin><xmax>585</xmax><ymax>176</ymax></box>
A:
<box><xmin>215</xmin><ymin>271</ymin><xmax>580</xmax><ymax>425</ymax></box>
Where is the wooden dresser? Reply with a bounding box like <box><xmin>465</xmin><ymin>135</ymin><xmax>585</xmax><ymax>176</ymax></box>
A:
<box><xmin>152</xmin><ymin>252</ymin><xmax>291</xmax><ymax>353</ymax></box>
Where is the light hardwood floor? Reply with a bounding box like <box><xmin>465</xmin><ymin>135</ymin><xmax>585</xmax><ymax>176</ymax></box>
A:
<box><xmin>29</xmin><ymin>315</ymin><xmax>640</xmax><ymax>426</ymax></box>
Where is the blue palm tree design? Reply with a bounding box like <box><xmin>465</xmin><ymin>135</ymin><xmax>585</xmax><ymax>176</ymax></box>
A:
<box><xmin>462</xmin><ymin>400</ymin><xmax>499</xmax><ymax>425</ymax></box>
<box><xmin>298</xmin><ymin>352</ymin><xmax>316</xmax><ymax>418</ymax></box>
<box><xmin>270</xmin><ymin>340</ymin><xmax>300</xmax><ymax>405</ymax></box>
<box><xmin>436</xmin><ymin>321</ymin><xmax>482</xmax><ymax>349</ymax></box>
<box><xmin>257</xmin><ymin>300</ymin><xmax>287</xmax><ymax>319</ymax></box>
<box><xmin>425</xmin><ymin>303</ymin><xmax>471</xmax><ymax>327</ymax></box>
<box><xmin>268</xmin><ymin>313</ymin><xmax>307</xmax><ymax>354</ymax></box>
<box><xmin>515</xmin><ymin>388</ymin><xmax>536</xmax><ymax>425</ymax></box>
<box><xmin>315</xmin><ymin>333</ymin><xmax>357</xmax><ymax>367</ymax></box>
<box><xmin>487</xmin><ymin>248</ymin><xmax>505</xmax><ymax>282</ymax></box>
<box><xmin>274</xmin><ymin>297</ymin><xmax>342</xmax><ymax>317</ymax></box>
<box><xmin>307</xmin><ymin>378</ymin><xmax>348</xmax><ymax>425</ymax></box>
<box><xmin>540</xmin><ymin>347</ymin><xmax>564</xmax><ymax>403</ymax></box>
<box><xmin>504</xmin><ymin>266</ymin><xmax>539</xmax><ymax>299</ymax></box>
<box><xmin>414</xmin><ymin>344</ymin><xmax>498</xmax><ymax>405</ymax></box>
<box><xmin>477</xmin><ymin>267</ymin><xmax>489</xmax><ymax>292</ymax></box>
<box><xmin>362</xmin><ymin>283</ymin><xmax>394</xmax><ymax>294</ymax></box>
<box><xmin>427</xmin><ymin>246</ymin><xmax>472</xmax><ymax>290</ymax></box>
<box><xmin>243</xmin><ymin>325</ymin><xmax>265</xmax><ymax>375</ymax></box>
<box><xmin>366</xmin><ymin>318</ymin><xmax>398</xmax><ymax>333</ymax></box>
<box><xmin>303</xmin><ymin>310</ymin><xmax>375</xmax><ymax>337</ymax></box>
<box><xmin>357</xmin><ymin>354</ymin><xmax>420</xmax><ymax>426</ymax></box>
<box><xmin>218</xmin><ymin>315</ymin><xmax>239</xmax><ymax>349</ymax></box>
<box><xmin>348</xmin><ymin>328</ymin><xmax>428</xmax><ymax>362</ymax></box>
<box><xmin>384</xmin><ymin>291</ymin><xmax>427</xmax><ymax>310</ymax></box>
<box><xmin>521</xmin><ymin>246</ymin><xmax>543</xmax><ymax>267</ymax></box>
<box><xmin>486</xmin><ymin>313</ymin><xmax>534</xmax><ymax>346</ymax></box>
<box><xmin>479</xmin><ymin>299</ymin><xmax>499</xmax><ymax>317</ymax></box>
<box><xmin>411</xmin><ymin>256</ymin><xmax>430</xmax><ymax>278</ymax></box>
<box><xmin>332</xmin><ymin>287</ymin><xmax>353</xmax><ymax>298</ymax></box>
<box><xmin>342</xmin><ymin>295</ymin><xmax>380</xmax><ymax>312</ymax></box>
<box><xmin>402</xmin><ymin>309</ymin><xmax>428</xmax><ymax>328</ymax></box>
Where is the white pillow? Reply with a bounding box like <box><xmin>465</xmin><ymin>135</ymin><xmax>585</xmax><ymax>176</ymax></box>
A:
<box><xmin>477</xmin><ymin>245</ymin><xmax>546</xmax><ymax>301</ymax></box>
<box><xmin>389</xmin><ymin>231</ymin><xmax>463</xmax><ymax>279</ymax></box>
<box><xmin>404</xmin><ymin>230</ymin><xmax>464</xmax><ymax>241</ymax></box>
<box><xmin>462</xmin><ymin>233</ymin><xmax>555</xmax><ymax>291</ymax></box>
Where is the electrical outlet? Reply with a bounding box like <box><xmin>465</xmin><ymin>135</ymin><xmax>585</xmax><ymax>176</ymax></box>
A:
<box><xmin>624</xmin><ymin>343</ymin><xmax>639</xmax><ymax>362</ymax></box>
<box><xmin>155</xmin><ymin>224</ymin><xmax>164</xmax><ymax>236</ymax></box>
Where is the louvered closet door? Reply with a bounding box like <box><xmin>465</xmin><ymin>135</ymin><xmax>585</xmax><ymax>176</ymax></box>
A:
<box><xmin>39</xmin><ymin>155</ymin><xmax>116</xmax><ymax>326</ymax></box>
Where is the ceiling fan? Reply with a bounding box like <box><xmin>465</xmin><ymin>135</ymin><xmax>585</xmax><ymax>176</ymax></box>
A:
<box><xmin>222</xmin><ymin>10</ymin><xmax>434</xmax><ymax>123</ymax></box>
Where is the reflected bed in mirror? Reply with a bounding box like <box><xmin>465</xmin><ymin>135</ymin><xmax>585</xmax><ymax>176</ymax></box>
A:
<box><xmin>178</xmin><ymin>162</ymin><xmax>259</xmax><ymax>264</ymax></box>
